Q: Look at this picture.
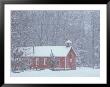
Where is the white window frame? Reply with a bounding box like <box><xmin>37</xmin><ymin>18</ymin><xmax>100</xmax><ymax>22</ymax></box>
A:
<box><xmin>70</xmin><ymin>58</ymin><xmax>73</xmax><ymax>62</ymax></box>
<box><xmin>44</xmin><ymin>58</ymin><xmax>46</xmax><ymax>65</ymax></box>
<box><xmin>36</xmin><ymin>58</ymin><xmax>39</xmax><ymax>65</ymax></box>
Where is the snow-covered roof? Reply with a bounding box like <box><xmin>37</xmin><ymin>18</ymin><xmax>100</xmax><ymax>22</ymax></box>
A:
<box><xmin>18</xmin><ymin>46</ymin><xmax>72</xmax><ymax>57</ymax></box>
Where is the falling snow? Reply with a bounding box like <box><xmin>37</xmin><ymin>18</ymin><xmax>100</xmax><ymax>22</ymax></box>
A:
<box><xmin>11</xmin><ymin>10</ymin><xmax>100</xmax><ymax>76</ymax></box>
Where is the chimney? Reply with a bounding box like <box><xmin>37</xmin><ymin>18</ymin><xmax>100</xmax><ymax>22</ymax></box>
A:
<box><xmin>65</xmin><ymin>40</ymin><xmax>72</xmax><ymax>47</ymax></box>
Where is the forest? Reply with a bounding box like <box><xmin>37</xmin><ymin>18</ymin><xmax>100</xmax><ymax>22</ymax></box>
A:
<box><xmin>11</xmin><ymin>10</ymin><xmax>100</xmax><ymax>68</ymax></box>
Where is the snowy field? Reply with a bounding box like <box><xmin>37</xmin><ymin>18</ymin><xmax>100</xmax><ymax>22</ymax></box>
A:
<box><xmin>11</xmin><ymin>67</ymin><xmax>100</xmax><ymax>77</ymax></box>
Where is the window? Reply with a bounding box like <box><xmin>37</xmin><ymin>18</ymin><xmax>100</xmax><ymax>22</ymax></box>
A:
<box><xmin>58</xmin><ymin>59</ymin><xmax>60</xmax><ymax>66</ymax></box>
<box><xmin>70</xmin><ymin>59</ymin><xmax>73</xmax><ymax>62</ymax></box>
<box><xmin>44</xmin><ymin>58</ymin><xmax>46</xmax><ymax>65</ymax></box>
<box><xmin>36</xmin><ymin>58</ymin><xmax>39</xmax><ymax>65</ymax></box>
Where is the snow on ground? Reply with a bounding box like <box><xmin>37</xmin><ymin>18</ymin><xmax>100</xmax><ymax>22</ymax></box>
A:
<box><xmin>11</xmin><ymin>67</ymin><xmax>100</xmax><ymax>77</ymax></box>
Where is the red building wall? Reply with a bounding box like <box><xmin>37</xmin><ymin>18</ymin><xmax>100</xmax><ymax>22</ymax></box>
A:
<box><xmin>17</xmin><ymin>48</ymin><xmax>76</xmax><ymax>70</ymax></box>
<box><xmin>66</xmin><ymin>48</ymin><xmax>76</xmax><ymax>69</ymax></box>
<box><xmin>29</xmin><ymin>57</ymin><xmax>66</xmax><ymax>70</ymax></box>
<box><xmin>59</xmin><ymin>57</ymin><xmax>65</xmax><ymax>69</ymax></box>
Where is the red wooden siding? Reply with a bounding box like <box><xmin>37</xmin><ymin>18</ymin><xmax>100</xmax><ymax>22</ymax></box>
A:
<box><xmin>66</xmin><ymin>48</ymin><xmax>76</xmax><ymax>69</ymax></box>
<box><xmin>59</xmin><ymin>57</ymin><xmax>65</xmax><ymax>68</ymax></box>
<box><xmin>30</xmin><ymin>57</ymin><xmax>36</xmax><ymax>69</ymax></box>
<box><xmin>12</xmin><ymin>48</ymin><xmax>76</xmax><ymax>71</ymax></box>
